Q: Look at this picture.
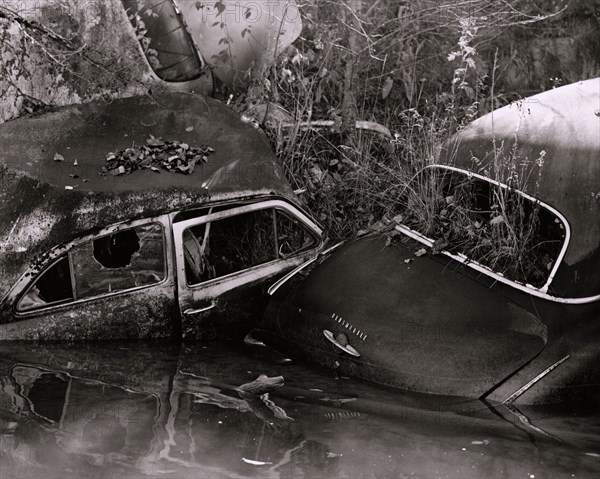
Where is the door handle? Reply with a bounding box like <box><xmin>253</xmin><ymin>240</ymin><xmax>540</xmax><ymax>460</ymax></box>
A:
<box><xmin>183</xmin><ymin>301</ymin><xmax>216</xmax><ymax>316</ymax></box>
<box><xmin>323</xmin><ymin>329</ymin><xmax>361</xmax><ymax>357</ymax></box>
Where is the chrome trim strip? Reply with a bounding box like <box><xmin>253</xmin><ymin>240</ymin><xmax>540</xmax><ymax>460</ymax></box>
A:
<box><xmin>503</xmin><ymin>355</ymin><xmax>570</xmax><ymax>404</ymax></box>
<box><xmin>422</xmin><ymin>164</ymin><xmax>571</xmax><ymax>294</ymax></box>
<box><xmin>502</xmin><ymin>403</ymin><xmax>562</xmax><ymax>440</ymax></box>
<box><xmin>267</xmin><ymin>241</ymin><xmax>344</xmax><ymax>296</ymax></box>
<box><xmin>397</xmin><ymin>224</ymin><xmax>600</xmax><ymax>304</ymax></box>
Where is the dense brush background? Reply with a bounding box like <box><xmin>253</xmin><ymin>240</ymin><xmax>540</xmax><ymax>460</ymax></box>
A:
<box><xmin>1</xmin><ymin>0</ymin><xmax>598</xmax><ymax>240</ymax></box>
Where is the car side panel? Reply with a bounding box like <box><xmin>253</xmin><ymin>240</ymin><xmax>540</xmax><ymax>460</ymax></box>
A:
<box><xmin>0</xmin><ymin>279</ymin><xmax>179</xmax><ymax>341</ymax></box>
<box><xmin>0</xmin><ymin>217</ymin><xmax>179</xmax><ymax>340</ymax></box>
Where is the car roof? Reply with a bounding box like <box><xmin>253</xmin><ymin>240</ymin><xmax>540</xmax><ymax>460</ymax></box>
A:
<box><xmin>0</xmin><ymin>93</ymin><xmax>297</xmax><ymax>295</ymax></box>
<box><xmin>0</xmin><ymin>92</ymin><xmax>293</xmax><ymax>196</ymax></box>
<box><xmin>439</xmin><ymin>78</ymin><xmax>600</xmax><ymax>267</ymax></box>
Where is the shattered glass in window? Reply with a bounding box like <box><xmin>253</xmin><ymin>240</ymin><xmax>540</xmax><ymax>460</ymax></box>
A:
<box><xmin>72</xmin><ymin>223</ymin><xmax>166</xmax><ymax>298</ymax></box>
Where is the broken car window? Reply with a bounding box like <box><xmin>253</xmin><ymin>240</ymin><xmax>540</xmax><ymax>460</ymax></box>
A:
<box><xmin>93</xmin><ymin>228</ymin><xmax>140</xmax><ymax>268</ymax></box>
<box><xmin>184</xmin><ymin>209</ymin><xmax>277</xmax><ymax>285</ymax></box>
<box><xmin>184</xmin><ymin>208</ymin><xmax>318</xmax><ymax>285</ymax></box>
<box><xmin>403</xmin><ymin>168</ymin><xmax>566</xmax><ymax>288</ymax></box>
<box><xmin>183</xmin><ymin>223</ymin><xmax>214</xmax><ymax>284</ymax></box>
<box><xmin>17</xmin><ymin>223</ymin><xmax>166</xmax><ymax>312</ymax></box>
<box><xmin>72</xmin><ymin>223</ymin><xmax>166</xmax><ymax>298</ymax></box>
<box><xmin>17</xmin><ymin>257</ymin><xmax>74</xmax><ymax>311</ymax></box>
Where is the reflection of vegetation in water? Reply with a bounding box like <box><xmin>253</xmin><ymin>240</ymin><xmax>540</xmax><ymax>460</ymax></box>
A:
<box><xmin>403</xmin><ymin>160</ymin><xmax>565</xmax><ymax>288</ymax></box>
<box><xmin>2</xmin><ymin>341</ymin><xmax>600</xmax><ymax>479</ymax></box>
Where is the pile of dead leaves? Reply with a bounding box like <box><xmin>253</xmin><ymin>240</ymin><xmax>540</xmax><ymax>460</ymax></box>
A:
<box><xmin>102</xmin><ymin>134</ymin><xmax>215</xmax><ymax>176</ymax></box>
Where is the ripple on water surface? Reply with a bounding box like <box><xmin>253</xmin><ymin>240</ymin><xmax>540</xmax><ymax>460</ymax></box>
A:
<box><xmin>0</xmin><ymin>340</ymin><xmax>599</xmax><ymax>478</ymax></box>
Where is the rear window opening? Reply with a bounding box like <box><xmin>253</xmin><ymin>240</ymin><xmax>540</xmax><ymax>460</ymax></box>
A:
<box><xmin>18</xmin><ymin>257</ymin><xmax>74</xmax><ymax>310</ymax></box>
<box><xmin>400</xmin><ymin>166</ymin><xmax>568</xmax><ymax>289</ymax></box>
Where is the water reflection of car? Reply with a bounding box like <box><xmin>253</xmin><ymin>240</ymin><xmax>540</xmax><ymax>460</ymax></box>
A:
<box><xmin>0</xmin><ymin>342</ymin><xmax>342</xmax><ymax>478</ymax></box>
<box><xmin>253</xmin><ymin>78</ymin><xmax>600</xmax><ymax>405</ymax></box>
<box><xmin>0</xmin><ymin>93</ymin><xmax>323</xmax><ymax>340</ymax></box>
<box><xmin>2</xmin><ymin>342</ymin><xmax>598</xmax><ymax>478</ymax></box>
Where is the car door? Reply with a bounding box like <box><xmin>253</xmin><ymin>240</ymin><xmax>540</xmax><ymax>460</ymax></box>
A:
<box><xmin>171</xmin><ymin>199</ymin><xmax>322</xmax><ymax>339</ymax></box>
<box><xmin>0</xmin><ymin>216</ymin><xmax>179</xmax><ymax>340</ymax></box>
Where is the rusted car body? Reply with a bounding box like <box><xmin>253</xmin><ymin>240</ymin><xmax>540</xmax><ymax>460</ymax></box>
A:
<box><xmin>254</xmin><ymin>78</ymin><xmax>600</xmax><ymax>405</ymax></box>
<box><xmin>119</xmin><ymin>0</ymin><xmax>302</xmax><ymax>94</ymax></box>
<box><xmin>0</xmin><ymin>93</ymin><xmax>323</xmax><ymax>340</ymax></box>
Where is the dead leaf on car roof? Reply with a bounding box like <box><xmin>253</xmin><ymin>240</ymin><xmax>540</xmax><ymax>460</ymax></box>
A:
<box><xmin>102</xmin><ymin>135</ymin><xmax>215</xmax><ymax>176</ymax></box>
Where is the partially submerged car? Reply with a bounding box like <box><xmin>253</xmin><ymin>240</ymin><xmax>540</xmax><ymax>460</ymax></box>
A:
<box><xmin>253</xmin><ymin>78</ymin><xmax>600</xmax><ymax>405</ymax></box>
<box><xmin>0</xmin><ymin>93</ymin><xmax>323</xmax><ymax>340</ymax></box>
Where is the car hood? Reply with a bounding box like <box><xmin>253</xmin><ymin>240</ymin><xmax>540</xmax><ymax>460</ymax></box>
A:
<box><xmin>261</xmin><ymin>234</ymin><xmax>548</xmax><ymax>397</ymax></box>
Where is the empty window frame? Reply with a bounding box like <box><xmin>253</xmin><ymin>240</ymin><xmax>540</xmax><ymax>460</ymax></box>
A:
<box><xmin>403</xmin><ymin>166</ymin><xmax>568</xmax><ymax>289</ymax></box>
<box><xmin>17</xmin><ymin>256</ymin><xmax>74</xmax><ymax>310</ymax></box>
<box><xmin>183</xmin><ymin>208</ymin><xmax>318</xmax><ymax>285</ymax></box>
<box><xmin>275</xmin><ymin>210</ymin><xmax>317</xmax><ymax>258</ymax></box>
<box><xmin>17</xmin><ymin>223</ymin><xmax>166</xmax><ymax>312</ymax></box>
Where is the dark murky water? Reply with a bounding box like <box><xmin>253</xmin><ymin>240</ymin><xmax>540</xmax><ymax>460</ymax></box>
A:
<box><xmin>1</xmin><ymin>340</ymin><xmax>599</xmax><ymax>479</ymax></box>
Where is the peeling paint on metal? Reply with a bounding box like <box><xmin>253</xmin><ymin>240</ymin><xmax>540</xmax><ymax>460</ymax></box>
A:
<box><xmin>10</xmin><ymin>208</ymin><xmax>60</xmax><ymax>252</ymax></box>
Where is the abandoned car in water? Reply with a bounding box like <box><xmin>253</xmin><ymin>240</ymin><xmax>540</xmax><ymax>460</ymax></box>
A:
<box><xmin>253</xmin><ymin>78</ymin><xmax>600</xmax><ymax>405</ymax></box>
<box><xmin>0</xmin><ymin>93</ymin><xmax>324</xmax><ymax>340</ymax></box>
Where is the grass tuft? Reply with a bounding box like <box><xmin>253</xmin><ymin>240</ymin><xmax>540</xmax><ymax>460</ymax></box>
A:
<box><xmin>229</xmin><ymin>1</ymin><xmax>580</xmax><ymax>283</ymax></box>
